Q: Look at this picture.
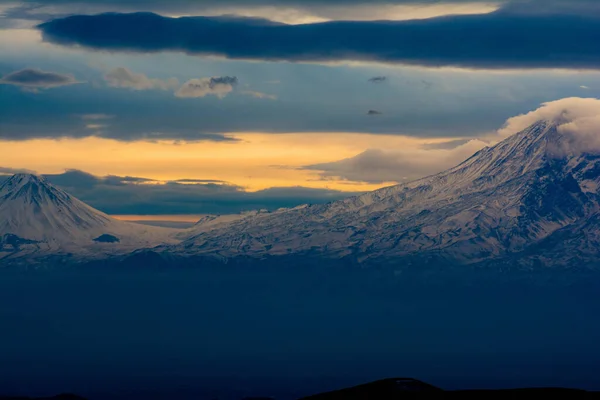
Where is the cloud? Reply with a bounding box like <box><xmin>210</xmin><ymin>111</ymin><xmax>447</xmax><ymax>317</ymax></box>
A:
<box><xmin>421</xmin><ymin>139</ymin><xmax>471</xmax><ymax>150</ymax></box>
<box><xmin>497</xmin><ymin>97</ymin><xmax>600</xmax><ymax>137</ymax></box>
<box><xmin>368</xmin><ymin>76</ymin><xmax>387</xmax><ymax>83</ymax></box>
<box><xmin>80</xmin><ymin>114</ymin><xmax>114</xmax><ymax>120</ymax></box>
<box><xmin>304</xmin><ymin>140</ymin><xmax>488</xmax><ymax>183</ymax></box>
<box><xmin>78</xmin><ymin>114</ymin><xmax>112</xmax><ymax>132</ymax></box>
<box><xmin>173</xmin><ymin>179</ymin><xmax>228</xmax><ymax>184</ymax></box>
<box><xmin>175</xmin><ymin>76</ymin><xmax>238</xmax><ymax>98</ymax></box>
<box><xmin>37</xmin><ymin>9</ymin><xmax>600</xmax><ymax>70</ymax></box>
<box><xmin>11</xmin><ymin>1</ymin><xmax>506</xmax><ymax>9</ymax></box>
<box><xmin>367</xmin><ymin>110</ymin><xmax>382</xmax><ymax>115</ymax></box>
<box><xmin>4</xmin><ymin>1</ymin><xmax>505</xmax><ymax>27</ymax></box>
<box><xmin>104</xmin><ymin>67</ymin><xmax>179</xmax><ymax>91</ymax></box>
<box><xmin>0</xmin><ymin>166</ymin><xmax>37</xmax><ymax>176</ymax></box>
<box><xmin>420</xmin><ymin>80</ymin><xmax>433</xmax><ymax>90</ymax></box>
<box><xmin>581</xmin><ymin>85</ymin><xmax>590</xmax><ymax>90</ymax></box>
<box><xmin>104</xmin><ymin>68</ymin><xmax>238</xmax><ymax>99</ymax></box>
<box><xmin>500</xmin><ymin>0</ymin><xmax>600</xmax><ymax>15</ymax></box>
<box><xmin>85</xmin><ymin>124</ymin><xmax>106</xmax><ymax>129</ymax></box>
<box><xmin>0</xmin><ymin>169</ymin><xmax>357</xmax><ymax>215</ymax></box>
<box><xmin>242</xmin><ymin>90</ymin><xmax>277</xmax><ymax>100</ymax></box>
<box><xmin>0</xmin><ymin>68</ymin><xmax>79</xmax><ymax>90</ymax></box>
<box><xmin>492</xmin><ymin>97</ymin><xmax>600</xmax><ymax>157</ymax></box>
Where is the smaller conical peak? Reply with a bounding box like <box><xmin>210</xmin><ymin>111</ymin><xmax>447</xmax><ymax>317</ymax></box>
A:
<box><xmin>7</xmin><ymin>173</ymin><xmax>45</xmax><ymax>183</ymax></box>
<box><xmin>1</xmin><ymin>173</ymin><xmax>48</xmax><ymax>192</ymax></box>
<box><xmin>0</xmin><ymin>173</ymin><xmax>70</xmax><ymax>205</ymax></box>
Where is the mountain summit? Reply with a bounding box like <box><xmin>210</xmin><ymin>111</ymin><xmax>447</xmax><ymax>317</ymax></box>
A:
<box><xmin>0</xmin><ymin>174</ymin><xmax>178</xmax><ymax>262</ymax></box>
<box><xmin>172</xmin><ymin>119</ymin><xmax>600</xmax><ymax>266</ymax></box>
<box><xmin>0</xmin><ymin>174</ymin><xmax>113</xmax><ymax>241</ymax></box>
<box><xmin>3</xmin><ymin>115</ymin><xmax>600</xmax><ymax>268</ymax></box>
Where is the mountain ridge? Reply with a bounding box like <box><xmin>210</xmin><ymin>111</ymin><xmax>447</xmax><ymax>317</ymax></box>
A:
<box><xmin>168</xmin><ymin>119</ymin><xmax>600</xmax><ymax>266</ymax></box>
<box><xmin>3</xmin><ymin>118</ymin><xmax>600</xmax><ymax>268</ymax></box>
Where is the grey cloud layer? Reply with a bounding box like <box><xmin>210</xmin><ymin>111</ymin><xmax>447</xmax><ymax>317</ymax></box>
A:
<box><xmin>0</xmin><ymin>68</ymin><xmax>79</xmax><ymax>89</ymax></box>
<box><xmin>0</xmin><ymin>0</ymin><xmax>505</xmax><ymax>31</ymax></box>
<box><xmin>304</xmin><ymin>140</ymin><xmax>488</xmax><ymax>183</ymax></box>
<box><xmin>38</xmin><ymin>7</ymin><xmax>600</xmax><ymax>70</ymax></box>
<box><xmin>13</xmin><ymin>0</ymin><xmax>509</xmax><ymax>11</ymax></box>
<box><xmin>0</xmin><ymin>167</ymin><xmax>37</xmax><ymax>175</ymax></box>
<box><xmin>17</xmin><ymin>0</ymin><xmax>595</xmax><ymax>14</ymax></box>
<box><xmin>175</xmin><ymin>76</ymin><xmax>238</xmax><ymax>98</ymax></box>
<box><xmin>104</xmin><ymin>67</ymin><xmax>179</xmax><ymax>90</ymax></box>
<box><xmin>0</xmin><ymin>169</ymin><xmax>356</xmax><ymax>214</ymax></box>
<box><xmin>104</xmin><ymin>67</ymin><xmax>238</xmax><ymax>98</ymax></box>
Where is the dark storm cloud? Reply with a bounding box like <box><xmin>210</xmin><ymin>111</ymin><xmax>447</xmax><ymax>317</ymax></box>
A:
<box><xmin>14</xmin><ymin>0</ymin><xmax>600</xmax><ymax>14</ymax></box>
<box><xmin>0</xmin><ymin>119</ymin><xmax>237</xmax><ymax>142</ymax></box>
<box><xmin>367</xmin><ymin>110</ymin><xmax>382</xmax><ymax>115</ymax></box>
<box><xmin>0</xmin><ymin>68</ymin><xmax>79</xmax><ymax>90</ymax></box>
<box><xmin>37</xmin><ymin>7</ymin><xmax>600</xmax><ymax>70</ymax></box>
<box><xmin>0</xmin><ymin>169</ymin><xmax>358</xmax><ymax>215</ymax></box>
<box><xmin>500</xmin><ymin>0</ymin><xmax>600</xmax><ymax>15</ymax></box>
<box><xmin>43</xmin><ymin>169</ymin><xmax>156</xmax><ymax>188</ymax></box>
<box><xmin>11</xmin><ymin>0</ymin><xmax>505</xmax><ymax>11</ymax></box>
<box><xmin>0</xmin><ymin>88</ymin><xmax>239</xmax><ymax>141</ymax></box>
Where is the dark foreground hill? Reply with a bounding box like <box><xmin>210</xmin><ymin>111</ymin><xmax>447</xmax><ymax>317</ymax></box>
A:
<box><xmin>0</xmin><ymin>395</ymin><xmax>85</xmax><ymax>400</ymax></box>
<box><xmin>300</xmin><ymin>378</ymin><xmax>600</xmax><ymax>399</ymax></box>
<box><xmin>4</xmin><ymin>380</ymin><xmax>600</xmax><ymax>400</ymax></box>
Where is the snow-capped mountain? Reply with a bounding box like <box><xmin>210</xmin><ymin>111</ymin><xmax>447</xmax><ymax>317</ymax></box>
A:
<box><xmin>4</xmin><ymin>117</ymin><xmax>600</xmax><ymax>268</ymax></box>
<box><xmin>0</xmin><ymin>174</ymin><xmax>178</xmax><ymax>262</ymax></box>
<box><xmin>171</xmin><ymin>120</ymin><xmax>600</xmax><ymax>266</ymax></box>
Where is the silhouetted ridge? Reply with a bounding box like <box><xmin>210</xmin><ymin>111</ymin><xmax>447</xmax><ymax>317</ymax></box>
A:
<box><xmin>299</xmin><ymin>378</ymin><xmax>600</xmax><ymax>399</ymax></box>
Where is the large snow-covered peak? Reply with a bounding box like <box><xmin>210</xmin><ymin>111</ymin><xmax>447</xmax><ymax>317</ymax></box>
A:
<box><xmin>331</xmin><ymin>119</ymin><xmax>563</xmax><ymax>213</ymax></box>
<box><xmin>173</xmin><ymin>117</ymin><xmax>600</xmax><ymax>264</ymax></box>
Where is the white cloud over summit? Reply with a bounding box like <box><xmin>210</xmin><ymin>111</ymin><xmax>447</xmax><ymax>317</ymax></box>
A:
<box><xmin>308</xmin><ymin>97</ymin><xmax>600</xmax><ymax>184</ymax></box>
<box><xmin>498</xmin><ymin>98</ymin><xmax>600</xmax><ymax>137</ymax></box>
<box><xmin>497</xmin><ymin>97</ymin><xmax>600</xmax><ymax>153</ymax></box>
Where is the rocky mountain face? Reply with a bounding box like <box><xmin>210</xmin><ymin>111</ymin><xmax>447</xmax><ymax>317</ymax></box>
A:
<box><xmin>3</xmin><ymin>119</ymin><xmax>600</xmax><ymax>268</ymax></box>
<box><xmin>169</xmin><ymin>120</ymin><xmax>600</xmax><ymax>267</ymax></box>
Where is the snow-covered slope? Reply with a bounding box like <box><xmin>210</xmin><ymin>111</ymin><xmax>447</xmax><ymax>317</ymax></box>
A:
<box><xmin>0</xmin><ymin>174</ymin><xmax>180</xmax><ymax>262</ymax></box>
<box><xmin>172</xmin><ymin>120</ymin><xmax>600</xmax><ymax>265</ymax></box>
<box><xmin>4</xmin><ymin>117</ymin><xmax>600</xmax><ymax>268</ymax></box>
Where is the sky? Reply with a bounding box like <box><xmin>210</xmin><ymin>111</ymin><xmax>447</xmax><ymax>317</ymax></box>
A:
<box><xmin>1</xmin><ymin>0</ymin><xmax>600</xmax><ymax>216</ymax></box>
